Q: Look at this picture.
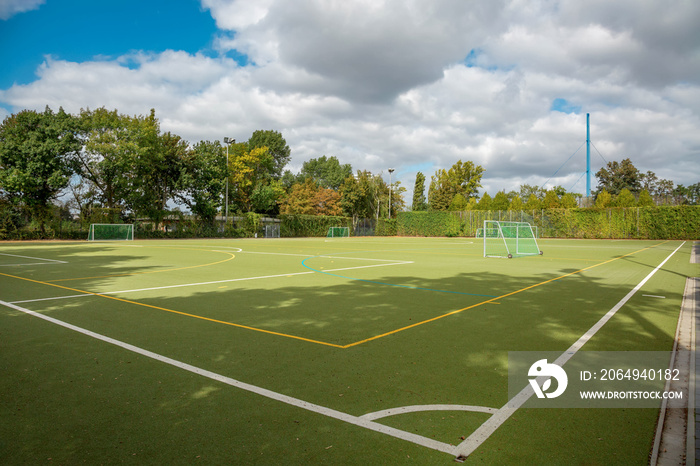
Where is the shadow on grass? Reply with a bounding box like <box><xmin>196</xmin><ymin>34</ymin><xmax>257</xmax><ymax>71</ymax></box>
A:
<box><xmin>0</xmin><ymin>240</ymin><xmax>689</xmax><ymax>464</ymax></box>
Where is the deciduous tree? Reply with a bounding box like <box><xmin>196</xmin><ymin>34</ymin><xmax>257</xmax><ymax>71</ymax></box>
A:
<box><xmin>0</xmin><ymin>106</ymin><xmax>80</xmax><ymax>229</ymax></box>
<box><xmin>428</xmin><ymin>160</ymin><xmax>484</xmax><ymax>210</ymax></box>
<box><xmin>595</xmin><ymin>158</ymin><xmax>641</xmax><ymax>196</ymax></box>
<box><xmin>247</xmin><ymin>130</ymin><xmax>291</xmax><ymax>179</ymax></box>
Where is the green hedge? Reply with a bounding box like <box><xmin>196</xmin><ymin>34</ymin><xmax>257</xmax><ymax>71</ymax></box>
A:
<box><xmin>397</xmin><ymin>211</ymin><xmax>463</xmax><ymax>237</ymax></box>
<box><xmin>279</xmin><ymin>214</ymin><xmax>352</xmax><ymax>237</ymax></box>
<box><xmin>3</xmin><ymin>206</ymin><xmax>697</xmax><ymax>240</ymax></box>
<box><xmin>397</xmin><ymin>206</ymin><xmax>700</xmax><ymax>240</ymax></box>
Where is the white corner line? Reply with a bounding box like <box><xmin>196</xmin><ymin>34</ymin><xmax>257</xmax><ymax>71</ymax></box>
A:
<box><xmin>453</xmin><ymin>241</ymin><xmax>687</xmax><ymax>460</ymax></box>
<box><xmin>0</xmin><ymin>298</ymin><xmax>456</xmax><ymax>456</ymax></box>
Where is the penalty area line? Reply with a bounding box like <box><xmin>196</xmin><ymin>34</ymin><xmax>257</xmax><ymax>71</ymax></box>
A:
<box><xmin>0</xmin><ymin>298</ymin><xmax>456</xmax><ymax>456</ymax></box>
<box><xmin>453</xmin><ymin>241</ymin><xmax>686</xmax><ymax>460</ymax></box>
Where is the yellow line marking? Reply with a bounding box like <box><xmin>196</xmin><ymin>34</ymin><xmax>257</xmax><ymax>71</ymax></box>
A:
<box><xmin>0</xmin><ymin>266</ymin><xmax>345</xmax><ymax>349</ymax></box>
<box><xmin>48</xmin><ymin>246</ymin><xmax>236</xmax><ymax>282</ymax></box>
<box><xmin>340</xmin><ymin>241</ymin><xmax>672</xmax><ymax>348</ymax></box>
<box><xmin>0</xmin><ymin>240</ymin><xmax>675</xmax><ymax>349</ymax></box>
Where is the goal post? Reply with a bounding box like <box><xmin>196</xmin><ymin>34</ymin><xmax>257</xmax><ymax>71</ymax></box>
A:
<box><xmin>87</xmin><ymin>224</ymin><xmax>134</xmax><ymax>241</ymax></box>
<box><xmin>483</xmin><ymin>220</ymin><xmax>542</xmax><ymax>258</ymax></box>
<box><xmin>326</xmin><ymin>226</ymin><xmax>350</xmax><ymax>238</ymax></box>
<box><xmin>264</xmin><ymin>224</ymin><xmax>280</xmax><ymax>238</ymax></box>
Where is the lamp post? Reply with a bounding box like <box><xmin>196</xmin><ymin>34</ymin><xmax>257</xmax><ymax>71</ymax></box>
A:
<box><xmin>388</xmin><ymin>168</ymin><xmax>395</xmax><ymax>218</ymax></box>
<box><xmin>223</xmin><ymin>137</ymin><xmax>235</xmax><ymax>225</ymax></box>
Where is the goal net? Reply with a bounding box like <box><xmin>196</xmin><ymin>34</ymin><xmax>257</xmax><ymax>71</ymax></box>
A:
<box><xmin>326</xmin><ymin>226</ymin><xmax>350</xmax><ymax>238</ymax></box>
<box><xmin>87</xmin><ymin>224</ymin><xmax>134</xmax><ymax>241</ymax></box>
<box><xmin>483</xmin><ymin>220</ymin><xmax>541</xmax><ymax>258</ymax></box>
<box><xmin>264</xmin><ymin>224</ymin><xmax>280</xmax><ymax>238</ymax></box>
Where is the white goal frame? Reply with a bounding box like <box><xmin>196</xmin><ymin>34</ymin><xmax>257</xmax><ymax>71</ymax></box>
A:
<box><xmin>483</xmin><ymin>220</ymin><xmax>541</xmax><ymax>258</ymax></box>
<box><xmin>326</xmin><ymin>227</ymin><xmax>350</xmax><ymax>238</ymax></box>
<box><xmin>87</xmin><ymin>224</ymin><xmax>134</xmax><ymax>241</ymax></box>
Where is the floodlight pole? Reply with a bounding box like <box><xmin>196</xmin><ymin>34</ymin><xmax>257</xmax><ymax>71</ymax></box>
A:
<box><xmin>586</xmin><ymin>113</ymin><xmax>591</xmax><ymax>198</ymax></box>
<box><xmin>223</xmin><ymin>137</ymin><xmax>235</xmax><ymax>225</ymax></box>
<box><xmin>388</xmin><ymin>168</ymin><xmax>395</xmax><ymax>218</ymax></box>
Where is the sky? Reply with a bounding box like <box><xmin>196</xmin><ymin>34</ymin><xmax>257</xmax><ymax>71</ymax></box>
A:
<box><xmin>1</xmin><ymin>0</ymin><xmax>699</xmax><ymax>203</ymax></box>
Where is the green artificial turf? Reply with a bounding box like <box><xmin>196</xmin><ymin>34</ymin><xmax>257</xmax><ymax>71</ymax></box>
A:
<box><xmin>0</xmin><ymin>237</ymin><xmax>696</xmax><ymax>464</ymax></box>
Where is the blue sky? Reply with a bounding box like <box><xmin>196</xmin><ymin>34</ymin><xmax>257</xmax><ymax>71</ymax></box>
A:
<box><xmin>0</xmin><ymin>0</ymin><xmax>219</xmax><ymax>88</ymax></box>
<box><xmin>1</xmin><ymin>0</ymin><xmax>698</xmax><ymax>198</ymax></box>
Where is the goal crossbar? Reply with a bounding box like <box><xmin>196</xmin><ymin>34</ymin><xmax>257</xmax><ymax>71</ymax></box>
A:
<box><xmin>326</xmin><ymin>227</ymin><xmax>350</xmax><ymax>238</ymax></box>
<box><xmin>483</xmin><ymin>220</ymin><xmax>541</xmax><ymax>258</ymax></box>
<box><xmin>88</xmin><ymin>224</ymin><xmax>134</xmax><ymax>241</ymax></box>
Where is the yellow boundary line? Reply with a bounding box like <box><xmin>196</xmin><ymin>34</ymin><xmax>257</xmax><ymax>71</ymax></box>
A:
<box><xmin>0</xmin><ymin>241</ymin><xmax>673</xmax><ymax>349</ymax></box>
<box><xmin>0</xmin><ymin>256</ymin><xmax>345</xmax><ymax>349</ymax></box>
<box><xmin>341</xmin><ymin>240</ymin><xmax>671</xmax><ymax>348</ymax></box>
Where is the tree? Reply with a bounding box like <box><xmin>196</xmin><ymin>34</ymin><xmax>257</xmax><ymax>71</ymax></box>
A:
<box><xmin>74</xmin><ymin>108</ymin><xmax>135</xmax><ymax>215</ymax></box>
<box><xmin>135</xmin><ymin>129</ymin><xmax>188</xmax><ymax>227</ymax></box>
<box><xmin>637</xmin><ymin>189</ymin><xmax>655</xmax><ymax>207</ymax></box>
<box><xmin>281</xmin><ymin>179</ymin><xmax>316</xmax><ymax>215</ymax></box>
<box><xmin>673</xmin><ymin>184</ymin><xmax>689</xmax><ymax>205</ymax></box>
<box><xmin>519</xmin><ymin>184</ymin><xmax>546</xmax><ymax>200</ymax></box>
<box><xmin>640</xmin><ymin>170</ymin><xmax>659</xmax><ymax>193</ymax></box>
<box><xmin>476</xmin><ymin>192</ymin><xmax>492</xmax><ymax>211</ymax></box>
<box><xmin>0</xmin><ymin>107</ymin><xmax>80</xmax><ymax>229</ymax></box>
<box><xmin>612</xmin><ymin>188</ymin><xmax>636</xmax><ymax>207</ymax></box>
<box><xmin>656</xmin><ymin>179</ymin><xmax>674</xmax><ymax>205</ymax></box>
<box><xmin>176</xmin><ymin>140</ymin><xmax>226</xmax><ymax>226</ymax></box>
<box><xmin>524</xmin><ymin>193</ymin><xmax>541</xmax><ymax>211</ymax></box>
<box><xmin>251</xmin><ymin>180</ymin><xmax>286</xmax><ymax>215</ymax></box>
<box><xmin>117</xmin><ymin>111</ymin><xmax>186</xmax><ymax>227</ymax></box>
<box><xmin>509</xmin><ymin>195</ymin><xmax>524</xmax><ymax>211</ymax></box>
<box><xmin>595</xmin><ymin>189</ymin><xmax>612</xmax><ymax>208</ymax></box>
<box><xmin>412</xmin><ymin>172</ymin><xmax>427</xmax><ymax>211</ymax></box>
<box><xmin>595</xmin><ymin>158</ymin><xmax>641</xmax><ymax>196</ymax></box>
<box><xmin>687</xmin><ymin>183</ymin><xmax>700</xmax><ymax>205</ymax></box>
<box><xmin>542</xmin><ymin>189</ymin><xmax>561</xmax><ymax>209</ymax></box>
<box><xmin>491</xmin><ymin>191</ymin><xmax>510</xmax><ymax>211</ymax></box>
<box><xmin>448</xmin><ymin>193</ymin><xmax>468</xmax><ymax>211</ymax></box>
<box><xmin>298</xmin><ymin>155</ymin><xmax>352</xmax><ymax>190</ymax></box>
<box><xmin>560</xmin><ymin>192</ymin><xmax>579</xmax><ymax>209</ymax></box>
<box><xmin>228</xmin><ymin>144</ymin><xmax>275</xmax><ymax>213</ymax></box>
<box><xmin>428</xmin><ymin>160</ymin><xmax>484</xmax><ymax>210</ymax></box>
<box><xmin>340</xmin><ymin>170</ymin><xmax>389</xmax><ymax>220</ymax></box>
<box><xmin>247</xmin><ymin>130</ymin><xmax>291</xmax><ymax>179</ymax></box>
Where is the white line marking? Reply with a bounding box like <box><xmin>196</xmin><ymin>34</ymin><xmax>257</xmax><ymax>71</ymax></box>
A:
<box><xmin>0</xmin><ymin>253</ymin><xmax>67</xmax><ymax>264</ymax></box>
<box><xmin>453</xmin><ymin>241</ymin><xmax>686</xmax><ymax>460</ymax></box>
<box><xmin>361</xmin><ymin>404</ymin><xmax>497</xmax><ymax>421</ymax></box>
<box><xmin>8</xmin><ymin>262</ymin><xmax>412</xmax><ymax>304</ymax></box>
<box><xmin>643</xmin><ymin>294</ymin><xmax>666</xmax><ymax>298</ymax></box>
<box><xmin>0</xmin><ymin>262</ymin><xmax>66</xmax><ymax>267</ymax></box>
<box><xmin>0</xmin><ymin>298</ymin><xmax>456</xmax><ymax>456</ymax></box>
<box><xmin>10</xmin><ymin>294</ymin><xmax>88</xmax><ymax>304</ymax></box>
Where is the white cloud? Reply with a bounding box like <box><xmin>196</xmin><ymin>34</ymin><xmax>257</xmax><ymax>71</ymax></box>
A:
<box><xmin>1</xmin><ymin>0</ymin><xmax>699</xmax><ymax>203</ymax></box>
<box><xmin>0</xmin><ymin>0</ymin><xmax>44</xmax><ymax>20</ymax></box>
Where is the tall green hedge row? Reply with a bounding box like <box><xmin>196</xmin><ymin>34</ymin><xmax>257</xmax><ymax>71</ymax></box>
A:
<box><xmin>1</xmin><ymin>206</ymin><xmax>697</xmax><ymax>240</ymax></box>
<box><xmin>397</xmin><ymin>206</ymin><xmax>700</xmax><ymax>240</ymax></box>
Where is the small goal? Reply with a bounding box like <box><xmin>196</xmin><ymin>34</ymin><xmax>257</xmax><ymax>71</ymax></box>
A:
<box><xmin>326</xmin><ymin>226</ymin><xmax>350</xmax><ymax>238</ymax></box>
<box><xmin>87</xmin><ymin>224</ymin><xmax>134</xmax><ymax>241</ymax></box>
<box><xmin>483</xmin><ymin>220</ymin><xmax>542</xmax><ymax>258</ymax></box>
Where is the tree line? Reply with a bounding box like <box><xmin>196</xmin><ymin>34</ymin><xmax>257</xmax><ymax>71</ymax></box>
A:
<box><xmin>2</xmin><ymin>106</ymin><xmax>696</xmax><ymax>238</ymax></box>
<box><xmin>0</xmin><ymin>106</ymin><xmax>405</xmax><ymax>235</ymax></box>
<box><xmin>410</xmin><ymin>157</ymin><xmax>699</xmax><ymax>213</ymax></box>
